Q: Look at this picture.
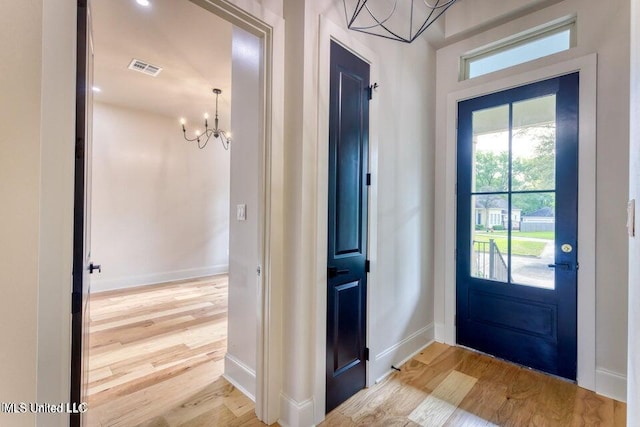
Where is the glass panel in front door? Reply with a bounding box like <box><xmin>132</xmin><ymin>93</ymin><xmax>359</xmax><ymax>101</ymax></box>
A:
<box><xmin>470</xmin><ymin>105</ymin><xmax>509</xmax><ymax>282</ymax></box>
<box><xmin>470</xmin><ymin>94</ymin><xmax>558</xmax><ymax>289</ymax></box>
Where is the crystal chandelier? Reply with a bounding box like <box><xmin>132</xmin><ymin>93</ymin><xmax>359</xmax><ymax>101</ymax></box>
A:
<box><xmin>180</xmin><ymin>88</ymin><xmax>231</xmax><ymax>150</ymax></box>
<box><xmin>343</xmin><ymin>0</ymin><xmax>459</xmax><ymax>43</ymax></box>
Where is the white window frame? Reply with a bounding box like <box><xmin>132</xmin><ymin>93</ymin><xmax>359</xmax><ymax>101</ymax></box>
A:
<box><xmin>460</xmin><ymin>17</ymin><xmax>577</xmax><ymax>81</ymax></box>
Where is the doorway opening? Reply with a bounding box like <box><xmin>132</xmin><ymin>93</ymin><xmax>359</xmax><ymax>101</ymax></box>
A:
<box><xmin>72</xmin><ymin>1</ymin><xmax>268</xmax><ymax>425</ymax></box>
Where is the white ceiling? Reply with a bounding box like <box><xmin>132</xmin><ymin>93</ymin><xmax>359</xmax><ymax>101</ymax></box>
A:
<box><xmin>92</xmin><ymin>0</ymin><xmax>233</xmax><ymax>128</ymax></box>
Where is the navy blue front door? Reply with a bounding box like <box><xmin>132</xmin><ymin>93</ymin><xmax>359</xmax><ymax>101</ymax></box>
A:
<box><xmin>456</xmin><ymin>74</ymin><xmax>579</xmax><ymax>380</ymax></box>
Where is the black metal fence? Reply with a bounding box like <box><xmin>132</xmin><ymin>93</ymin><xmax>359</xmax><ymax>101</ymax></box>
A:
<box><xmin>473</xmin><ymin>239</ymin><xmax>508</xmax><ymax>282</ymax></box>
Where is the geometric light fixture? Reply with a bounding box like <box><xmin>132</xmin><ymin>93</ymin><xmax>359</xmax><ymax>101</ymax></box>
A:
<box><xmin>180</xmin><ymin>88</ymin><xmax>231</xmax><ymax>150</ymax></box>
<box><xmin>342</xmin><ymin>0</ymin><xmax>459</xmax><ymax>43</ymax></box>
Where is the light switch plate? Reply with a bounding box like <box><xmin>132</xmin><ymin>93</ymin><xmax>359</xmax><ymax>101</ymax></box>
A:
<box><xmin>628</xmin><ymin>199</ymin><xmax>635</xmax><ymax>237</ymax></box>
<box><xmin>237</xmin><ymin>204</ymin><xmax>247</xmax><ymax>221</ymax></box>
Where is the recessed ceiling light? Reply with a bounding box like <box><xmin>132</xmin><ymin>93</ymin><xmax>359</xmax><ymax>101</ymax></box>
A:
<box><xmin>136</xmin><ymin>0</ymin><xmax>150</xmax><ymax>7</ymax></box>
<box><xmin>92</xmin><ymin>86</ymin><xmax>101</xmax><ymax>92</ymax></box>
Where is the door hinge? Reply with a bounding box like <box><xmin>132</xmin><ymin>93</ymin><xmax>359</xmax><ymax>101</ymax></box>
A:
<box><xmin>365</xmin><ymin>260</ymin><xmax>370</xmax><ymax>273</ymax></box>
<box><xmin>89</xmin><ymin>262</ymin><xmax>101</xmax><ymax>274</ymax></box>
<box><xmin>72</xmin><ymin>291</ymin><xmax>82</xmax><ymax>315</ymax></box>
<box><xmin>364</xmin><ymin>347</ymin><xmax>370</xmax><ymax>361</ymax></box>
<box><xmin>75</xmin><ymin>138</ymin><xmax>85</xmax><ymax>160</ymax></box>
<box><xmin>366</xmin><ymin>173</ymin><xmax>371</xmax><ymax>186</ymax></box>
<box><xmin>367</xmin><ymin>83</ymin><xmax>378</xmax><ymax>100</ymax></box>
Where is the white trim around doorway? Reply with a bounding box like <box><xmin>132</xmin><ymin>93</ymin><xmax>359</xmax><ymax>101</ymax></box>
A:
<box><xmin>191</xmin><ymin>1</ymin><xmax>286</xmax><ymax>423</ymax></box>
<box><xmin>437</xmin><ymin>53</ymin><xmax>597</xmax><ymax>392</ymax></box>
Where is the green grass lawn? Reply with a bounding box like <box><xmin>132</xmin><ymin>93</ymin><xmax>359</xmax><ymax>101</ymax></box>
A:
<box><xmin>480</xmin><ymin>230</ymin><xmax>555</xmax><ymax>240</ymax></box>
<box><xmin>473</xmin><ymin>234</ymin><xmax>548</xmax><ymax>257</ymax></box>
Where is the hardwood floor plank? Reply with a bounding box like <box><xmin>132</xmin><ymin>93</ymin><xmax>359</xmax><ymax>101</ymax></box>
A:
<box><xmin>571</xmin><ymin>386</ymin><xmax>626</xmax><ymax>427</ymax></box>
<box><xmin>455</xmin><ymin>359</ymin><xmax>513</xmax><ymax>423</ymax></box>
<box><xmin>88</xmin><ymin>355</ymin><xmax>225</xmax><ymax>426</ymax></box>
<box><xmin>533</xmin><ymin>374</ymin><xmax>577</xmax><ymax>425</ymax></box>
<box><xmin>88</xmin><ymin>366</ymin><xmax>113</xmax><ymax>383</ymax></box>
<box><xmin>414</xmin><ymin>341</ymin><xmax>449</xmax><ymax>366</ymax></box>
<box><xmin>88</xmin><ymin>363</ymin><xmax>156</xmax><ymax>396</ymax></box>
<box><xmin>224</xmin><ymin>388</ymin><xmax>256</xmax><ymax>417</ymax></box>
<box><xmin>403</xmin><ymin>346</ymin><xmax>472</xmax><ymax>392</ymax></box>
<box><xmin>90</xmin><ymin>302</ymin><xmax>215</xmax><ymax>330</ymax></box>
<box><xmin>443</xmin><ymin>409</ymin><xmax>497</xmax><ymax>427</ymax></box>
<box><xmin>338</xmin><ymin>375</ymin><xmax>428</xmax><ymax>424</ymax></box>
<box><xmin>408</xmin><ymin>370</ymin><xmax>477</xmax><ymax>427</ymax></box>
<box><xmin>137</xmin><ymin>417</ymin><xmax>170</xmax><ymax>427</ymax></box>
<box><xmin>176</xmin><ymin>405</ymin><xmax>238</xmax><ymax>427</ymax></box>
<box><xmin>160</xmin><ymin>377</ymin><xmax>234</xmax><ymax>426</ymax></box>
<box><xmin>321</xmin><ymin>410</ymin><xmax>358</xmax><ymax>427</ymax></box>
<box><xmin>614</xmin><ymin>401</ymin><xmax>627</xmax><ymax>426</ymax></box>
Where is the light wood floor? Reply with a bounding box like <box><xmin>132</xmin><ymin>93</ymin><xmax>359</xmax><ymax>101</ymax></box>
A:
<box><xmin>85</xmin><ymin>278</ymin><xmax>625</xmax><ymax>426</ymax></box>
<box><xmin>321</xmin><ymin>343</ymin><xmax>627</xmax><ymax>427</ymax></box>
<box><xmin>85</xmin><ymin>275</ymin><xmax>262</xmax><ymax>427</ymax></box>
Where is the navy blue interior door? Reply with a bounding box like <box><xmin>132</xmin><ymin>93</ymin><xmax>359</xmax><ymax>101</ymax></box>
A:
<box><xmin>326</xmin><ymin>41</ymin><xmax>369</xmax><ymax>413</ymax></box>
<box><xmin>456</xmin><ymin>73</ymin><xmax>579</xmax><ymax>380</ymax></box>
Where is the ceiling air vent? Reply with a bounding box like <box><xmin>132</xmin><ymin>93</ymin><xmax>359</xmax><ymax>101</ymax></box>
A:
<box><xmin>127</xmin><ymin>59</ymin><xmax>163</xmax><ymax>77</ymax></box>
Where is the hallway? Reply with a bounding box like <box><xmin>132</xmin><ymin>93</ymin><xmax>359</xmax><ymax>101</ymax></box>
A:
<box><xmin>2</xmin><ymin>1</ymin><xmax>638</xmax><ymax>426</ymax></box>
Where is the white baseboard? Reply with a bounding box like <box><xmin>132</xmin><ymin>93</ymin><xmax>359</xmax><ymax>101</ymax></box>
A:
<box><xmin>223</xmin><ymin>353</ymin><xmax>256</xmax><ymax>402</ymax></box>
<box><xmin>373</xmin><ymin>323</ymin><xmax>434</xmax><ymax>384</ymax></box>
<box><xmin>279</xmin><ymin>394</ymin><xmax>315</xmax><ymax>427</ymax></box>
<box><xmin>90</xmin><ymin>265</ymin><xmax>228</xmax><ymax>293</ymax></box>
<box><xmin>434</xmin><ymin>321</ymin><xmax>446</xmax><ymax>343</ymax></box>
<box><xmin>596</xmin><ymin>368</ymin><xmax>627</xmax><ymax>402</ymax></box>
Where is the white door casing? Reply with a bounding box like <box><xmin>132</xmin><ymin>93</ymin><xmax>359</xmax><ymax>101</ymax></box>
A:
<box><xmin>437</xmin><ymin>53</ymin><xmax>597</xmax><ymax>390</ymax></box>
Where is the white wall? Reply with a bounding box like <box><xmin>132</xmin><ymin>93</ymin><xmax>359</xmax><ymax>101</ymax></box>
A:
<box><xmin>260</xmin><ymin>0</ymin><xmax>281</xmax><ymax>15</ymax></box>
<box><xmin>91</xmin><ymin>102</ymin><xmax>230</xmax><ymax>292</ymax></box>
<box><xmin>224</xmin><ymin>25</ymin><xmax>262</xmax><ymax>400</ymax></box>
<box><xmin>444</xmin><ymin>0</ymin><xmax>562</xmax><ymax>39</ymax></box>
<box><xmin>1</xmin><ymin>1</ymin><xmax>77</xmax><ymax>426</ymax></box>
<box><xmin>281</xmin><ymin>1</ymin><xmax>436</xmax><ymax>424</ymax></box>
<box><xmin>36</xmin><ymin>2</ymin><xmax>76</xmax><ymax>426</ymax></box>
<box><xmin>628</xmin><ymin>0</ymin><xmax>640</xmax><ymax>419</ymax></box>
<box><xmin>435</xmin><ymin>0</ymin><xmax>629</xmax><ymax>401</ymax></box>
<box><xmin>0</xmin><ymin>2</ymin><xmax>42</xmax><ymax>426</ymax></box>
<box><xmin>354</xmin><ymin>36</ymin><xmax>436</xmax><ymax>385</ymax></box>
